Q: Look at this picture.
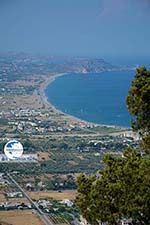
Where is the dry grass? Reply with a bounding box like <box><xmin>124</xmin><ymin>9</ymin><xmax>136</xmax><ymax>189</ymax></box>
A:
<box><xmin>0</xmin><ymin>210</ymin><xmax>44</xmax><ymax>225</ymax></box>
<box><xmin>0</xmin><ymin>193</ymin><xmax>6</xmax><ymax>202</ymax></box>
<box><xmin>76</xmin><ymin>155</ymin><xmax>85</xmax><ymax>160</ymax></box>
<box><xmin>0</xmin><ymin>192</ymin><xmax>27</xmax><ymax>204</ymax></box>
<box><xmin>28</xmin><ymin>190</ymin><xmax>77</xmax><ymax>201</ymax></box>
<box><xmin>6</xmin><ymin>198</ymin><xmax>28</xmax><ymax>204</ymax></box>
<box><xmin>37</xmin><ymin>152</ymin><xmax>50</xmax><ymax>161</ymax></box>
<box><xmin>68</xmin><ymin>161</ymin><xmax>78</xmax><ymax>166</ymax></box>
<box><xmin>14</xmin><ymin>94</ymin><xmax>43</xmax><ymax>110</ymax></box>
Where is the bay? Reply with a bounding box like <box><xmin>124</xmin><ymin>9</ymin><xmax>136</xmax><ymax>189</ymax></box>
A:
<box><xmin>46</xmin><ymin>71</ymin><xmax>135</xmax><ymax>127</ymax></box>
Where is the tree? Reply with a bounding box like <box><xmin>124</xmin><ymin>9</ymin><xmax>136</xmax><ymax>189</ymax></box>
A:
<box><xmin>126</xmin><ymin>67</ymin><xmax>150</xmax><ymax>152</ymax></box>
<box><xmin>76</xmin><ymin>67</ymin><xmax>150</xmax><ymax>224</ymax></box>
<box><xmin>76</xmin><ymin>149</ymin><xmax>150</xmax><ymax>225</ymax></box>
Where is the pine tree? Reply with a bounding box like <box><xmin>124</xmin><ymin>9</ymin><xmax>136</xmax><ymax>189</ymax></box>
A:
<box><xmin>76</xmin><ymin>67</ymin><xmax>150</xmax><ymax>224</ymax></box>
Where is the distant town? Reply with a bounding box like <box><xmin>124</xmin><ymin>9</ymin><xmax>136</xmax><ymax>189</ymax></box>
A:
<box><xmin>0</xmin><ymin>53</ymin><xmax>138</xmax><ymax>225</ymax></box>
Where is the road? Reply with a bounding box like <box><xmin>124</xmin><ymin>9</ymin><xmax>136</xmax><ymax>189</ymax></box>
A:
<box><xmin>7</xmin><ymin>173</ymin><xmax>54</xmax><ymax>225</ymax></box>
<box><xmin>0</xmin><ymin>129</ymin><xmax>128</xmax><ymax>140</ymax></box>
<box><xmin>24</xmin><ymin>132</ymin><xmax>119</xmax><ymax>138</ymax></box>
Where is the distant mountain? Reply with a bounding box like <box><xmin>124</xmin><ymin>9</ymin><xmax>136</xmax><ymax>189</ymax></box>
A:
<box><xmin>53</xmin><ymin>57</ymin><xmax>133</xmax><ymax>73</ymax></box>
<box><xmin>0</xmin><ymin>53</ymin><xmax>135</xmax><ymax>81</ymax></box>
<box><xmin>54</xmin><ymin>58</ymin><xmax>115</xmax><ymax>73</ymax></box>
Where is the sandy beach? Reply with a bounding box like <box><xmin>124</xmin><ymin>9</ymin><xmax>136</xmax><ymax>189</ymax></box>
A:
<box><xmin>38</xmin><ymin>72</ymin><xmax>96</xmax><ymax>125</ymax></box>
<box><xmin>39</xmin><ymin>73</ymin><xmax>66</xmax><ymax>111</ymax></box>
<box><xmin>38</xmin><ymin>73</ymin><xmax>124</xmax><ymax>129</ymax></box>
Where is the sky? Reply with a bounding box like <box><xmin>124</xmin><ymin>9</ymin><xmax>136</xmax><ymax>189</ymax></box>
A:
<box><xmin>0</xmin><ymin>0</ymin><xmax>150</xmax><ymax>62</ymax></box>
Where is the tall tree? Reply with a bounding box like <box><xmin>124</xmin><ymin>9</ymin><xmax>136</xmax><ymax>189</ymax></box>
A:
<box><xmin>76</xmin><ymin>67</ymin><xmax>150</xmax><ymax>224</ymax></box>
<box><xmin>76</xmin><ymin>149</ymin><xmax>150</xmax><ymax>225</ymax></box>
<box><xmin>126</xmin><ymin>67</ymin><xmax>150</xmax><ymax>152</ymax></box>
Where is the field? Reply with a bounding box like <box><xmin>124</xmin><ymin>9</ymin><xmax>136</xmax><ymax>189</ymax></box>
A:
<box><xmin>0</xmin><ymin>210</ymin><xmax>44</xmax><ymax>225</ymax></box>
<box><xmin>0</xmin><ymin>193</ymin><xmax>6</xmax><ymax>202</ymax></box>
<box><xmin>0</xmin><ymin>191</ymin><xmax>28</xmax><ymax>204</ymax></box>
<box><xmin>37</xmin><ymin>151</ymin><xmax>50</xmax><ymax>161</ymax></box>
<box><xmin>28</xmin><ymin>190</ymin><xmax>77</xmax><ymax>200</ymax></box>
<box><xmin>49</xmin><ymin>213</ymin><xmax>69</xmax><ymax>225</ymax></box>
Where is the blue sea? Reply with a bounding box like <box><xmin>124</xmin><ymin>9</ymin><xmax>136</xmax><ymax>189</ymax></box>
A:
<box><xmin>46</xmin><ymin>71</ymin><xmax>135</xmax><ymax>127</ymax></box>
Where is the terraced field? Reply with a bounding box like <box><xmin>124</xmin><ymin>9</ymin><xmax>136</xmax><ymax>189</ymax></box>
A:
<box><xmin>49</xmin><ymin>213</ymin><xmax>69</xmax><ymax>225</ymax></box>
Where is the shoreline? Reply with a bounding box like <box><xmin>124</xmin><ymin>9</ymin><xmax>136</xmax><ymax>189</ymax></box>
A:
<box><xmin>39</xmin><ymin>72</ymin><xmax>129</xmax><ymax>130</ymax></box>
<box><xmin>39</xmin><ymin>73</ymin><xmax>67</xmax><ymax>112</ymax></box>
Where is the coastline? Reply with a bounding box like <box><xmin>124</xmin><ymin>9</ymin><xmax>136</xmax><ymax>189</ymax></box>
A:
<box><xmin>39</xmin><ymin>72</ymin><xmax>100</xmax><ymax>126</ymax></box>
<box><xmin>38</xmin><ymin>73</ymin><xmax>129</xmax><ymax>130</ymax></box>
<box><xmin>39</xmin><ymin>73</ymin><xmax>67</xmax><ymax>112</ymax></box>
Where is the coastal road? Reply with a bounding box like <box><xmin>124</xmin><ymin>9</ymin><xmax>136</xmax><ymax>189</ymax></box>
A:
<box><xmin>7</xmin><ymin>173</ymin><xmax>54</xmax><ymax>225</ymax></box>
<box><xmin>27</xmin><ymin>133</ymin><xmax>111</xmax><ymax>138</ymax></box>
<box><xmin>29</xmin><ymin>131</ymin><xmax>127</xmax><ymax>138</ymax></box>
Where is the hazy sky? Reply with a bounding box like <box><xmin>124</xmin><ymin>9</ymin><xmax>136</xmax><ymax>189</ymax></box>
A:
<box><xmin>0</xmin><ymin>0</ymin><xmax>150</xmax><ymax>60</ymax></box>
